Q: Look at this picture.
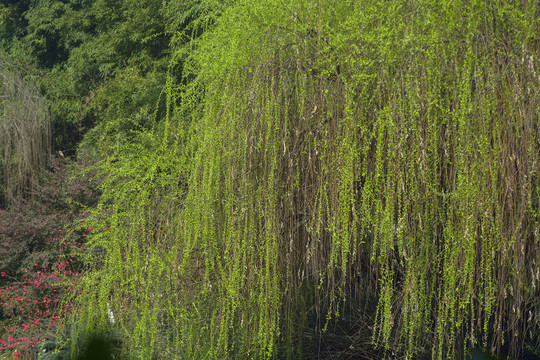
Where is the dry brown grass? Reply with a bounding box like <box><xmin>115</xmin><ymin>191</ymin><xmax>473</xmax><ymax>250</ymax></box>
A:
<box><xmin>0</xmin><ymin>56</ymin><xmax>51</xmax><ymax>208</ymax></box>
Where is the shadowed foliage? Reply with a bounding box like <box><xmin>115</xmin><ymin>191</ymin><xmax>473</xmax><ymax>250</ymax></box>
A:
<box><xmin>38</xmin><ymin>321</ymin><xmax>122</xmax><ymax>360</ymax></box>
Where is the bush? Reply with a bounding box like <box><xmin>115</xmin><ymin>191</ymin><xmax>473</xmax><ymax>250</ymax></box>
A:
<box><xmin>0</xmin><ymin>156</ymin><xmax>100</xmax><ymax>359</ymax></box>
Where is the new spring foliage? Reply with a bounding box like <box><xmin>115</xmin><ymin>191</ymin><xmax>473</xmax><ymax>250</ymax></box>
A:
<box><xmin>74</xmin><ymin>0</ymin><xmax>540</xmax><ymax>358</ymax></box>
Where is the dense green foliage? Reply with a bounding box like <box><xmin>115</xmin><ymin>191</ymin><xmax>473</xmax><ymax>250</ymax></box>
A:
<box><xmin>2</xmin><ymin>0</ymin><xmax>540</xmax><ymax>359</ymax></box>
<box><xmin>1</xmin><ymin>0</ymin><xmax>172</xmax><ymax>157</ymax></box>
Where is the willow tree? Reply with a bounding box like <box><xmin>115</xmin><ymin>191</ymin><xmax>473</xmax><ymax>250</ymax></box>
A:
<box><xmin>74</xmin><ymin>0</ymin><xmax>540</xmax><ymax>359</ymax></box>
<box><xmin>0</xmin><ymin>56</ymin><xmax>51</xmax><ymax>208</ymax></box>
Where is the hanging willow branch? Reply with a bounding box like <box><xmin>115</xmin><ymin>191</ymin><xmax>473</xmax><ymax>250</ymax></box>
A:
<box><xmin>73</xmin><ymin>1</ymin><xmax>540</xmax><ymax>359</ymax></box>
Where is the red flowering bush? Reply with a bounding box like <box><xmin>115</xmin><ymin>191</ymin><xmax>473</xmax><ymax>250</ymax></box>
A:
<box><xmin>0</xmin><ymin>155</ymin><xmax>100</xmax><ymax>359</ymax></box>
<box><xmin>0</xmin><ymin>235</ymin><xmax>84</xmax><ymax>359</ymax></box>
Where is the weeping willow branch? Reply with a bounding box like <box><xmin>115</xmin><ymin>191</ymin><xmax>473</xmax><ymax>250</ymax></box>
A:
<box><xmin>73</xmin><ymin>1</ymin><xmax>540</xmax><ymax>359</ymax></box>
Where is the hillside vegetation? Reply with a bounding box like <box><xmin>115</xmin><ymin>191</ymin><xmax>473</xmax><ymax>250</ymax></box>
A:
<box><xmin>1</xmin><ymin>0</ymin><xmax>539</xmax><ymax>359</ymax></box>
